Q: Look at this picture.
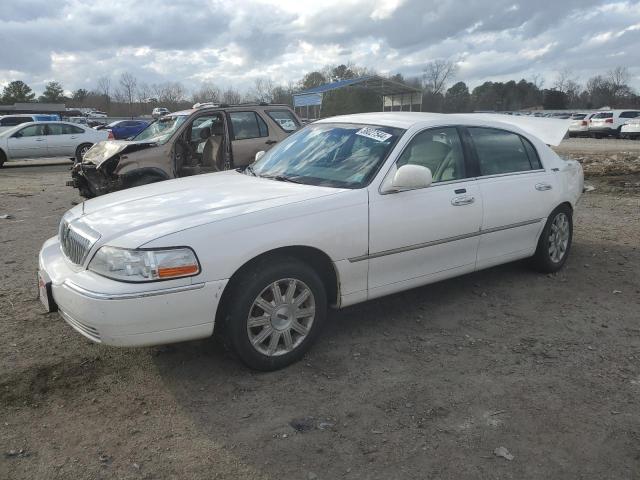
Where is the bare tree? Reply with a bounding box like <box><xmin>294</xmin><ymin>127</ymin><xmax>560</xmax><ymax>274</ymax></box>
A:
<box><xmin>96</xmin><ymin>76</ymin><xmax>111</xmax><ymax>110</ymax></box>
<box><xmin>554</xmin><ymin>68</ymin><xmax>581</xmax><ymax>107</ymax></box>
<box><xmin>192</xmin><ymin>82</ymin><xmax>221</xmax><ymax>104</ymax></box>
<box><xmin>252</xmin><ymin>78</ymin><xmax>275</xmax><ymax>102</ymax></box>
<box><xmin>422</xmin><ymin>59</ymin><xmax>457</xmax><ymax>95</ymax></box>
<box><xmin>221</xmin><ymin>87</ymin><xmax>243</xmax><ymax>105</ymax></box>
<box><xmin>530</xmin><ymin>73</ymin><xmax>545</xmax><ymax>91</ymax></box>
<box><xmin>119</xmin><ymin>72</ymin><xmax>138</xmax><ymax>117</ymax></box>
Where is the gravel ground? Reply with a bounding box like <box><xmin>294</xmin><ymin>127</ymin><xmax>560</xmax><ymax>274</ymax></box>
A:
<box><xmin>1</xmin><ymin>148</ymin><xmax>639</xmax><ymax>480</ymax></box>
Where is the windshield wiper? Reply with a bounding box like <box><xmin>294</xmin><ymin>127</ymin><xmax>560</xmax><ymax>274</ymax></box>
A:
<box><xmin>261</xmin><ymin>174</ymin><xmax>304</xmax><ymax>184</ymax></box>
<box><xmin>242</xmin><ymin>165</ymin><xmax>257</xmax><ymax>176</ymax></box>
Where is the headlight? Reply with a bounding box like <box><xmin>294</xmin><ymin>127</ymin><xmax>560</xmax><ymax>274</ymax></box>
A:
<box><xmin>88</xmin><ymin>246</ymin><xmax>200</xmax><ymax>282</ymax></box>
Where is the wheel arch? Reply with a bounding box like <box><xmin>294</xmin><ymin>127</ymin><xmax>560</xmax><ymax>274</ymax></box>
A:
<box><xmin>215</xmin><ymin>245</ymin><xmax>340</xmax><ymax>326</ymax></box>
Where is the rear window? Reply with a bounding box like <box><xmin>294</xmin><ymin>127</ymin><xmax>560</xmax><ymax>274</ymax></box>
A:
<box><xmin>570</xmin><ymin>114</ymin><xmax>586</xmax><ymax>120</ymax></box>
<box><xmin>620</xmin><ymin>111</ymin><xmax>640</xmax><ymax>118</ymax></box>
<box><xmin>468</xmin><ymin>127</ymin><xmax>541</xmax><ymax>176</ymax></box>
<box><xmin>0</xmin><ymin>116</ymin><xmax>32</xmax><ymax>126</ymax></box>
<box><xmin>592</xmin><ymin>112</ymin><xmax>613</xmax><ymax>119</ymax></box>
<box><xmin>266</xmin><ymin>110</ymin><xmax>300</xmax><ymax>132</ymax></box>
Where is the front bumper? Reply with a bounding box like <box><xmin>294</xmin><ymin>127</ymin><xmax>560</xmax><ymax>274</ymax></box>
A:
<box><xmin>69</xmin><ymin>163</ymin><xmax>122</xmax><ymax>198</ymax></box>
<box><xmin>38</xmin><ymin>236</ymin><xmax>228</xmax><ymax>347</ymax></box>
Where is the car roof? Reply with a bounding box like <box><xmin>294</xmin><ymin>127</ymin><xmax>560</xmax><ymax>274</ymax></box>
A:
<box><xmin>315</xmin><ymin>112</ymin><xmax>570</xmax><ymax>146</ymax></box>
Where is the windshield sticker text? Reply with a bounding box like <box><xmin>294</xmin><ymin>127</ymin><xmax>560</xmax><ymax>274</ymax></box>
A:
<box><xmin>355</xmin><ymin>127</ymin><xmax>392</xmax><ymax>142</ymax></box>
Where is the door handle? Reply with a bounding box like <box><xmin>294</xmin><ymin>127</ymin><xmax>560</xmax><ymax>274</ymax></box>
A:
<box><xmin>265</xmin><ymin>140</ymin><xmax>277</xmax><ymax>145</ymax></box>
<box><xmin>35</xmin><ymin>138</ymin><xmax>45</xmax><ymax>142</ymax></box>
<box><xmin>535</xmin><ymin>183</ymin><xmax>552</xmax><ymax>191</ymax></box>
<box><xmin>70</xmin><ymin>136</ymin><xmax>78</xmax><ymax>139</ymax></box>
<box><xmin>451</xmin><ymin>195</ymin><xmax>475</xmax><ymax>206</ymax></box>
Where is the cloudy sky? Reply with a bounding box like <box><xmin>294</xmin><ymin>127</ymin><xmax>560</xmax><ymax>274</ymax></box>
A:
<box><xmin>1</xmin><ymin>0</ymin><xmax>639</xmax><ymax>96</ymax></box>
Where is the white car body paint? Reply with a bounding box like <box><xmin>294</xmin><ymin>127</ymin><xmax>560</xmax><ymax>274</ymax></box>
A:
<box><xmin>38</xmin><ymin>112</ymin><xmax>583</xmax><ymax>347</ymax></box>
<box><xmin>0</xmin><ymin>121</ymin><xmax>108</xmax><ymax>161</ymax></box>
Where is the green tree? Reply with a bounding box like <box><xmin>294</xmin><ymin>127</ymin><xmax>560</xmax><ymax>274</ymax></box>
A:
<box><xmin>300</xmin><ymin>71</ymin><xmax>327</xmax><ymax>90</ymax></box>
<box><xmin>72</xmin><ymin>88</ymin><xmax>89</xmax><ymax>102</ymax></box>
<box><xmin>1</xmin><ymin>80</ymin><xmax>36</xmax><ymax>103</ymax></box>
<box><xmin>444</xmin><ymin>81</ymin><xmax>470</xmax><ymax>112</ymax></box>
<box><xmin>39</xmin><ymin>81</ymin><xmax>66</xmax><ymax>102</ymax></box>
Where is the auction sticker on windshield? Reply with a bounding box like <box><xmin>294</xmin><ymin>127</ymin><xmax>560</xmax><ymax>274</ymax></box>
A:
<box><xmin>355</xmin><ymin>127</ymin><xmax>392</xmax><ymax>142</ymax></box>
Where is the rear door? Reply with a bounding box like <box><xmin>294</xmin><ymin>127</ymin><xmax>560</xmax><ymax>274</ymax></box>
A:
<box><xmin>46</xmin><ymin>123</ymin><xmax>85</xmax><ymax>156</ymax></box>
<box><xmin>465</xmin><ymin>127</ymin><xmax>554</xmax><ymax>268</ymax></box>
<box><xmin>6</xmin><ymin>124</ymin><xmax>48</xmax><ymax>158</ymax></box>
<box><xmin>227</xmin><ymin>111</ymin><xmax>272</xmax><ymax>167</ymax></box>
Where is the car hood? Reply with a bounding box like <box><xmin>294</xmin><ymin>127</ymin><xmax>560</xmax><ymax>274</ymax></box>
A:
<box><xmin>71</xmin><ymin>171</ymin><xmax>346</xmax><ymax>247</ymax></box>
<box><xmin>82</xmin><ymin>139</ymin><xmax>158</xmax><ymax>167</ymax></box>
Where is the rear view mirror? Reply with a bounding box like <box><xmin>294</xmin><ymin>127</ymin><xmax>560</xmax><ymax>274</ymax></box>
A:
<box><xmin>255</xmin><ymin>150</ymin><xmax>265</xmax><ymax>162</ymax></box>
<box><xmin>392</xmin><ymin>164</ymin><xmax>433</xmax><ymax>190</ymax></box>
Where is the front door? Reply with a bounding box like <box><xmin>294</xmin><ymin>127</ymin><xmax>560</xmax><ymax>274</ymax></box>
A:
<box><xmin>465</xmin><ymin>127</ymin><xmax>555</xmax><ymax>268</ymax></box>
<box><xmin>7</xmin><ymin>124</ymin><xmax>48</xmax><ymax>159</ymax></box>
<box><xmin>228</xmin><ymin>111</ymin><xmax>273</xmax><ymax>167</ymax></box>
<box><xmin>367</xmin><ymin>126</ymin><xmax>483</xmax><ymax>297</ymax></box>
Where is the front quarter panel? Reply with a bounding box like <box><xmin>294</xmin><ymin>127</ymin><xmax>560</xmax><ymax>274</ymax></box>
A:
<box><xmin>141</xmin><ymin>189</ymin><xmax>370</xmax><ymax>296</ymax></box>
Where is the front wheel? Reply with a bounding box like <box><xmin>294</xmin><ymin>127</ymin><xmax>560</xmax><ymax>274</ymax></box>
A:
<box><xmin>222</xmin><ymin>257</ymin><xmax>327</xmax><ymax>371</ymax></box>
<box><xmin>530</xmin><ymin>205</ymin><xmax>573</xmax><ymax>273</ymax></box>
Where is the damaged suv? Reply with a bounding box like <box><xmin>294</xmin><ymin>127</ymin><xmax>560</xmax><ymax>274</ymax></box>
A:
<box><xmin>69</xmin><ymin>104</ymin><xmax>301</xmax><ymax>197</ymax></box>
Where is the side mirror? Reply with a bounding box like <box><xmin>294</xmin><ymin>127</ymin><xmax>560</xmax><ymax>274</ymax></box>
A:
<box><xmin>255</xmin><ymin>150</ymin><xmax>266</xmax><ymax>162</ymax></box>
<box><xmin>392</xmin><ymin>164</ymin><xmax>433</xmax><ymax>190</ymax></box>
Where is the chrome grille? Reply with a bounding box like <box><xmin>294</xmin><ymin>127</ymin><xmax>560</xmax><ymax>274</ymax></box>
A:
<box><xmin>59</xmin><ymin>219</ymin><xmax>99</xmax><ymax>265</ymax></box>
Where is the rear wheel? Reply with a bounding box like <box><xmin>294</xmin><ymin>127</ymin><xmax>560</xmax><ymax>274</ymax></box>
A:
<box><xmin>530</xmin><ymin>205</ymin><xmax>573</xmax><ymax>273</ymax></box>
<box><xmin>222</xmin><ymin>257</ymin><xmax>327</xmax><ymax>371</ymax></box>
<box><xmin>75</xmin><ymin>143</ymin><xmax>93</xmax><ymax>163</ymax></box>
<box><xmin>0</xmin><ymin>150</ymin><xmax>5</xmax><ymax>168</ymax></box>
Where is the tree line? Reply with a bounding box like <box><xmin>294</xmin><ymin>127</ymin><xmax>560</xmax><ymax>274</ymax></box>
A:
<box><xmin>1</xmin><ymin>62</ymin><xmax>638</xmax><ymax>117</ymax></box>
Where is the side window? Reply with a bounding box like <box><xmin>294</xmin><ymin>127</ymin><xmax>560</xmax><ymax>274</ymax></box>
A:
<box><xmin>620</xmin><ymin>111</ymin><xmax>640</xmax><ymax>118</ymax></box>
<box><xmin>67</xmin><ymin>124</ymin><xmax>85</xmax><ymax>134</ymax></box>
<box><xmin>266</xmin><ymin>110</ymin><xmax>300</xmax><ymax>132</ymax></box>
<box><xmin>468</xmin><ymin>127</ymin><xmax>537</xmax><ymax>176</ymax></box>
<box><xmin>46</xmin><ymin>124</ymin><xmax>64</xmax><ymax>135</ymax></box>
<box><xmin>229</xmin><ymin>112</ymin><xmax>269</xmax><ymax>140</ymax></box>
<box><xmin>17</xmin><ymin>124</ymin><xmax>46</xmax><ymax>137</ymax></box>
<box><xmin>521</xmin><ymin>138</ymin><xmax>542</xmax><ymax>169</ymax></box>
<box><xmin>396</xmin><ymin>127</ymin><xmax>466</xmax><ymax>183</ymax></box>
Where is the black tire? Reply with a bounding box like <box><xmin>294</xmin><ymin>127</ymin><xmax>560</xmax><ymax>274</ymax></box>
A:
<box><xmin>222</xmin><ymin>256</ymin><xmax>327</xmax><ymax>371</ymax></box>
<box><xmin>530</xmin><ymin>204</ymin><xmax>573</xmax><ymax>273</ymax></box>
<box><xmin>75</xmin><ymin>143</ymin><xmax>93</xmax><ymax>163</ymax></box>
<box><xmin>0</xmin><ymin>150</ymin><xmax>5</xmax><ymax>168</ymax></box>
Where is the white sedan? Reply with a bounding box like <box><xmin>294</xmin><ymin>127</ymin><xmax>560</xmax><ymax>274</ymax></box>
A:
<box><xmin>38</xmin><ymin>113</ymin><xmax>583</xmax><ymax>370</ymax></box>
<box><xmin>0</xmin><ymin>121</ymin><xmax>109</xmax><ymax>166</ymax></box>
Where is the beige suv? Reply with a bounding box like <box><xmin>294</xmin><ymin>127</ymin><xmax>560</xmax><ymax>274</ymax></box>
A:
<box><xmin>69</xmin><ymin>104</ymin><xmax>301</xmax><ymax>197</ymax></box>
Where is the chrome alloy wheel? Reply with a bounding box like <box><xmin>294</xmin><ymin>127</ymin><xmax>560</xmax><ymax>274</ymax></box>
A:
<box><xmin>246</xmin><ymin>278</ymin><xmax>316</xmax><ymax>356</ymax></box>
<box><xmin>548</xmin><ymin>212</ymin><xmax>570</xmax><ymax>263</ymax></box>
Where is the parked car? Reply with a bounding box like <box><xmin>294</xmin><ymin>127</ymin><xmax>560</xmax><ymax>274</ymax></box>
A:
<box><xmin>69</xmin><ymin>104</ymin><xmax>301</xmax><ymax>197</ymax></box>
<box><xmin>87</xmin><ymin>110</ymin><xmax>108</xmax><ymax>119</ymax></box>
<box><xmin>68</xmin><ymin>116</ymin><xmax>89</xmax><ymax>125</ymax></box>
<box><xmin>588</xmin><ymin>110</ymin><xmax>640</xmax><ymax>138</ymax></box>
<box><xmin>0</xmin><ymin>121</ymin><xmax>109</xmax><ymax>166</ymax></box>
<box><xmin>39</xmin><ymin>112</ymin><xmax>582</xmax><ymax>370</ymax></box>
<box><xmin>102</xmin><ymin>120</ymin><xmax>150</xmax><ymax>139</ymax></box>
<box><xmin>568</xmin><ymin>112</ymin><xmax>595</xmax><ymax>137</ymax></box>
<box><xmin>152</xmin><ymin>107</ymin><xmax>170</xmax><ymax>119</ymax></box>
<box><xmin>620</xmin><ymin>117</ymin><xmax>640</xmax><ymax>139</ymax></box>
<box><xmin>0</xmin><ymin>114</ymin><xmax>61</xmax><ymax>132</ymax></box>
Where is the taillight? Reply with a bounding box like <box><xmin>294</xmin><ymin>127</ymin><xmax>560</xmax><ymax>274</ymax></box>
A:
<box><xmin>581</xmin><ymin>120</ymin><xmax>588</xmax><ymax>126</ymax></box>
<box><xmin>107</xmin><ymin>130</ymin><xmax>114</xmax><ymax>139</ymax></box>
<box><xmin>605</xmin><ymin>118</ymin><xmax>613</xmax><ymax>124</ymax></box>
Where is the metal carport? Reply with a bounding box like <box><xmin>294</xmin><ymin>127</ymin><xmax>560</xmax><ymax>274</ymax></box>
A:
<box><xmin>293</xmin><ymin>75</ymin><xmax>423</xmax><ymax>120</ymax></box>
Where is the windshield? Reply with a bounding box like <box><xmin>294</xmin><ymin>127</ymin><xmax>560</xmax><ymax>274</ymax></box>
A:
<box><xmin>251</xmin><ymin>123</ymin><xmax>405</xmax><ymax>188</ymax></box>
<box><xmin>134</xmin><ymin>115</ymin><xmax>187</xmax><ymax>143</ymax></box>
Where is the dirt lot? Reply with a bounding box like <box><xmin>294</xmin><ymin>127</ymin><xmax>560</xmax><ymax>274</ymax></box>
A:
<box><xmin>1</xmin><ymin>140</ymin><xmax>639</xmax><ymax>480</ymax></box>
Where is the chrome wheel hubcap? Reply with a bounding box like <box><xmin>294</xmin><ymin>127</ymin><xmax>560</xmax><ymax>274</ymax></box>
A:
<box><xmin>548</xmin><ymin>212</ymin><xmax>569</xmax><ymax>263</ymax></box>
<box><xmin>247</xmin><ymin>278</ymin><xmax>315</xmax><ymax>356</ymax></box>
